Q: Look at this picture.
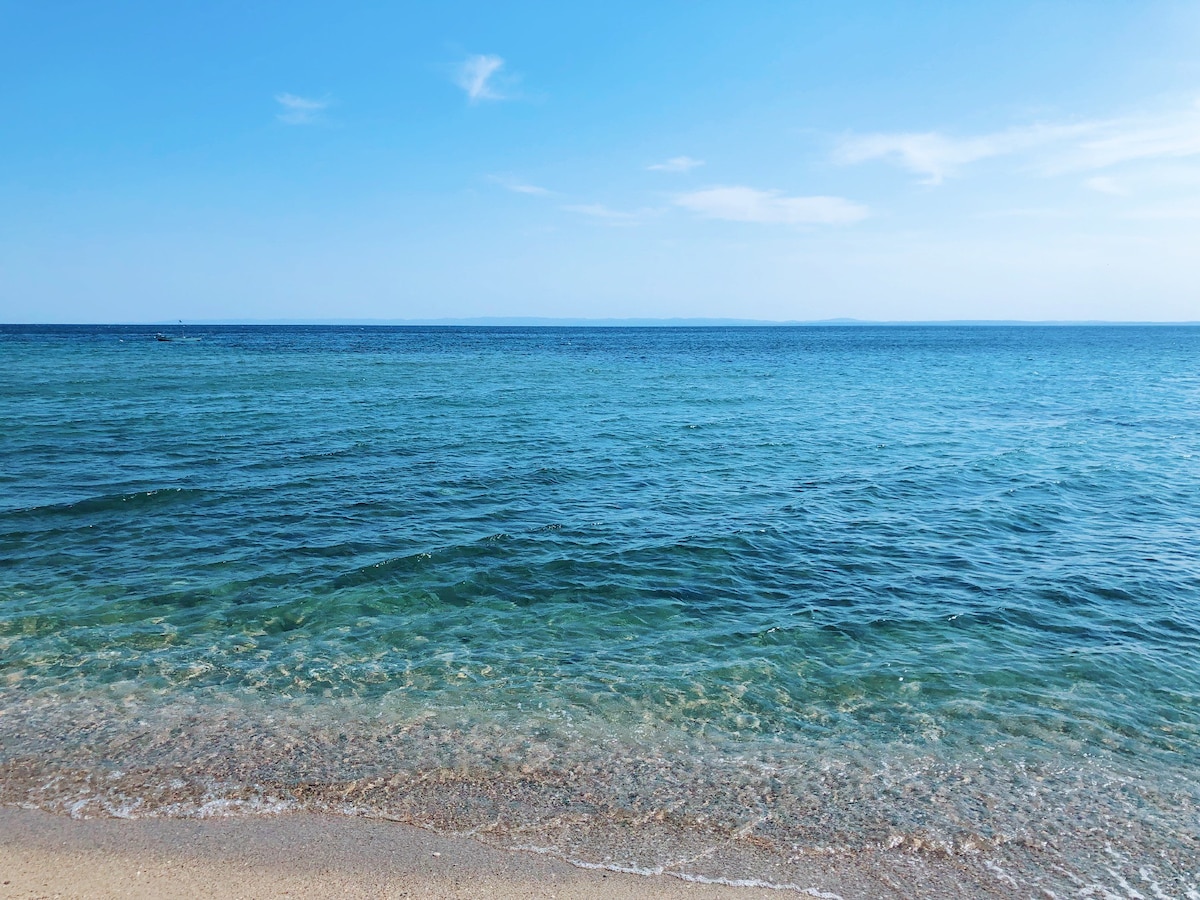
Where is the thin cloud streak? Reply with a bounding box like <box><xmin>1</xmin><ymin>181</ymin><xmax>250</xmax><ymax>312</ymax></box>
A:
<box><xmin>562</xmin><ymin>203</ymin><xmax>653</xmax><ymax>224</ymax></box>
<box><xmin>674</xmin><ymin>186</ymin><xmax>869</xmax><ymax>225</ymax></box>
<box><xmin>1124</xmin><ymin>202</ymin><xmax>1200</xmax><ymax>220</ymax></box>
<box><xmin>648</xmin><ymin>156</ymin><xmax>704</xmax><ymax>173</ymax></box>
<box><xmin>839</xmin><ymin>99</ymin><xmax>1200</xmax><ymax>183</ymax></box>
<box><xmin>837</xmin><ymin>124</ymin><xmax>1085</xmax><ymax>184</ymax></box>
<box><xmin>275</xmin><ymin>93</ymin><xmax>329</xmax><ymax>125</ymax></box>
<box><xmin>1085</xmin><ymin>176</ymin><xmax>1128</xmax><ymax>196</ymax></box>
<box><xmin>1056</xmin><ymin>110</ymin><xmax>1200</xmax><ymax>172</ymax></box>
<box><xmin>490</xmin><ymin>176</ymin><xmax>552</xmax><ymax>195</ymax></box>
<box><xmin>456</xmin><ymin>54</ymin><xmax>506</xmax><ymax>102</ymax></box>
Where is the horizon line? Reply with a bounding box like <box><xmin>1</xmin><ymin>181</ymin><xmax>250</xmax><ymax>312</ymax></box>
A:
<box><xmin>4</xmin><ymin>317</ymin><xmax>1200</xmax><ymax>327</ymax></box>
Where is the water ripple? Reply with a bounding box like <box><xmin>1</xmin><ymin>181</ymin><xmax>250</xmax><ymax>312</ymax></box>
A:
<box><xmin>1</xmin><ymin>324</ymin><xmax>1199</xmax><ymax>894</ymax></box>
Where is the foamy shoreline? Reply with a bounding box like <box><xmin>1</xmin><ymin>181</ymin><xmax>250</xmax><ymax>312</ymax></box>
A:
<box><xmin>0</xmin><ymin>806</ymin><xmax>1031</xmax><ymax>899</ymax></box>
<box><xmin>2</xmin><ymin>689</ymin><xmax>1194</xmax><ymax>897</ymax></box>
<box><xmin>0</xmin><ymin>806</ymin><xmax>833</xmax><ymax>899</ymax></box>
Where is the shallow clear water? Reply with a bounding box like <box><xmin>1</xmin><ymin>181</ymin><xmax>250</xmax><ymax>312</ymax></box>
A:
<box><xmin>2</xmin><ymin>325</ymin><xmax>1198</xmax><ymax>896</ymax></box>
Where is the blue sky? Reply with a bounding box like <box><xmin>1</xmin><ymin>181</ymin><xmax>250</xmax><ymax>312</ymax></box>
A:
<box><xmin>3</xmin><ymin>1</ymin><xmax>1200</xmax><ymax>322</ymax></box>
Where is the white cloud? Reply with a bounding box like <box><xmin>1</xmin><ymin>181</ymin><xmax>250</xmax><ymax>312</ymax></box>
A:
<box><xmin>1125</xmin><ymin>202</ymin><xmax>1200</xmax><ymax>220</ymax></box>
<box><xmin>837</xmin><ymin>124</ymin><xmax>1083</xmax><ymax>184</ymax></box>
<box><xmin>648</xmin><ymin>156</ymin><xmax>705</xmax><ymax>173</ymax></box>
<box><xmin>1085</xmin><ymin>176</ymin><xmax>1128</xmax><ymax>196</ymax></box>
<box><xmin>275</xmin><ymin>93</ymin><xmax>329</xmax><ymax>125</ymax></box>
<box><xmin>1052</xmin><ymin>112</ymin><xmax>1200</xmax><ymax>172</ymax></box>
<box><xmin>456</xmin><ymin>54</ymin><xmax>506</xmax><ymax>102</ymax></box>
<box><xmin>674</xmin><ymin>186</ymin><xmax>869</xmax><ymax>225</ymax></box>
<box><xmin>839</xmin><ymin>99</ymin><xmax>1200</xmax><ymax>184</ymax></box>
<box><xmin>490</xmin><ymin>176</ymin><xmax>552</xmax><ymax>196</ymax></box>
<box><xmin>1081</xmin><ymin>162</ymin><xmax>1200</xmax><ymax>197</ymax></box>
<box><xmin>562</xmin><ymin>203</ymin><xmax>651</xmax><ymax>224</ymax></box>
<box><xmin>973</xmin><ymin>207</ymin><xmax>1075</xmax><ymax>220</ymax></box>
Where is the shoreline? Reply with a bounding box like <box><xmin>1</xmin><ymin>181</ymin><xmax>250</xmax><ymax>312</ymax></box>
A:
<box><xmin>0</xmin><ymin>806</ymin><xmax>1010</xmax><ymax>899</ymax></box>
<box><xmin>1</xmin><ymin>687</ymin><xmax>1190</xmax><ymax>899</ymax></box>
<box><xmin>0</xmin><ymin>807</ymin><xmax>783</xmax><ymax>899</ymax></box>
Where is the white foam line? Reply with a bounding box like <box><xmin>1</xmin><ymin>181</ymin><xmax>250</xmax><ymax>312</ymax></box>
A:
<box><xmin>667</xmin><ymin>871</ymin><xmax>845</xmax><ymax>899</ymax></box>
<box><xmin>507</xmin><ymin>843</ymin><xmax>845</xmax><ymax>898</ymax></box>
<box><xmin>1139</xmin><ymin>865</ymin><xmax>1181</xmax><ymax>900</ymax></box>
<box><xmin>984</xmin><ymin>859</ymin><xmax>1019</xmax><ymax>888</ymax></box>
<box><xmin>1077</xmin><ymin>883</ymin><xmax>1135</xmax><ymax>900</ymax></box>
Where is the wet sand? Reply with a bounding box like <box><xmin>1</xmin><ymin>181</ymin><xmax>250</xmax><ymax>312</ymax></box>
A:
<box><xmin>0</xmin><ymin>807</ymin><xmax>812</xmax><ymax>900</ymax></box>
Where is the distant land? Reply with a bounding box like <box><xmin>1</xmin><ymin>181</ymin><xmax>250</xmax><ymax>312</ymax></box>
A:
<box><xmin>168</xmin><ymin>317</ymin><xmax>1194</xmax><ymax>327</ymax></box>
<box><xmin>4</xmin><ymin>318</ymin><xmax>1197</xmax><ymax>327</ymax></box>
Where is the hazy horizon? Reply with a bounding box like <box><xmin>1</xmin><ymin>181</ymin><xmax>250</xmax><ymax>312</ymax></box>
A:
<box><xmin>7</xmin><ymin>317</ymin><xmax>1200</xmax><ymax>328</ymax></box>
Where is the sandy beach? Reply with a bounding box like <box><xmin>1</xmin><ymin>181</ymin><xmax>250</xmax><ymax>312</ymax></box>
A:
<box><xmin>0</xmin><ymin>807</ymin><xmax>809</xmax><ymax>900</ymax></box>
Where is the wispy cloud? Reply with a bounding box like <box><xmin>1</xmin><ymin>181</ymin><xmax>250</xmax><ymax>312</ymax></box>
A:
<box><xmin>838</xmin><ymin>99</ymin><xmax>1200</xmax><ymax>184</ymax></box>
<box><xmin>973</xmin><ymin>207</ymin><xmax>1075</xmax><ymax>220</ymax></box>
<box><xmin>1085</xmin><ymin>176</ymin><xmax>1128</xmax><ymax>196</ymax></box>
<box><xmin>456</xmin><ymin>54</ymin><xmax>507</xmax><ymax>102</ymax></box>
<box><xmin>674</xmin><ymin>186</ymin><xmax>869</xmax><ymax>225</ymax></box>
<box><xmin>1051</xmin><ymin>108</ymin><xmax>1200</xmax><ymax>172</ymax></box>
<box><xmin>490</xmin><ymin>175</ymin><xmax>552</xmax><ymax>196</ymax></box>
<box><xmin>562</xmin><ymin>203</ymin><xmax>653</xmax><ymax>225</ymax></box>
<box><xmin>648</xmin><ymin>156</ymin><xmax>705</xmax><ymax>173</ymax></box>
<box><xmin>836</xmin><ymin>125</ymin><xmax>1082</xmax><ymax>184</ymax></box>
<box><xmin>275</xmin><ymin>93</ymin><xmax>330</xmax><ymax>125</ymax></box>
<box><xmin>1125</xmin><ymin>202</ymin><xmax>1200</xmax><ymax>220</ymax></box>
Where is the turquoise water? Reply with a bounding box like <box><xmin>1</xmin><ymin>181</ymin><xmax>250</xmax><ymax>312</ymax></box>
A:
<box><xmin>2</xmin><ymin>325</ymin><xmax>1198</xmax><ymax>896</ymax></box>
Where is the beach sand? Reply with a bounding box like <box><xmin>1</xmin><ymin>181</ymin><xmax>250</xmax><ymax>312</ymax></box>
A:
<box><xmin>0</xmin><ymin>807</ymin><xmax>808</xmax><ymax>900</ymax></box>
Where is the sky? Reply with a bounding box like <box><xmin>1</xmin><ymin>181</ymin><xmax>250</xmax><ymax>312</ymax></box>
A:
<box><xmin>2</xmin><ymin>1</ymin><xmax>1200</xmax><ymax>323</ymax></box>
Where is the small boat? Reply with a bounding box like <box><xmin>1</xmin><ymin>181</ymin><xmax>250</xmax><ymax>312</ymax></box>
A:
<box><xmin>155</xmin><ymin>322</ymin><xmax>201</xmax><ymax>342</ymax></box>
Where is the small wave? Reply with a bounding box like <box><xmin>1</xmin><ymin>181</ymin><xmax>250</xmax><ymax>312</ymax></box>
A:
<box><xmin>509</xmin><ymin>843</ymin><xmax>847</xmax><ymax>897</ymax></box>
<box><xmin>330</xmin><ymin>550</ymin><xmax>435</xmax><ymax>589</ymax></box>
<box><xmin>2</xmin><ymin>488</ymin><xmax>204</xmax><ymax>519</ymax></box>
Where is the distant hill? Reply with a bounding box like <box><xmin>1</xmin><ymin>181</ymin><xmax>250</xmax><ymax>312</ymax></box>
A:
<box><xmin>177</xmin><ymin>317</ymin><xmax>1185</xmax><ymax>327</ymax></box>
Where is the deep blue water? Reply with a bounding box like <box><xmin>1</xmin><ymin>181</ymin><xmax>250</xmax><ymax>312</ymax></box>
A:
<box><xmin>2</xmin><ymin>325</ymin><xmax>1198</xmax><ymax>895</ymax></box>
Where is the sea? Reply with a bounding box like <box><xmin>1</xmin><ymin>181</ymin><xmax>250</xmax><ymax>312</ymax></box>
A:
<box><xmin>1</xmin><ymin>324</ymin><xmax>1197</xmax><ymax>897</ymax></box>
